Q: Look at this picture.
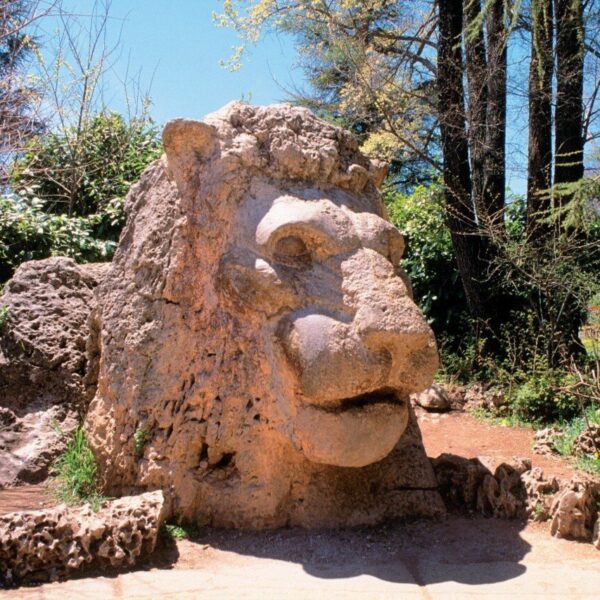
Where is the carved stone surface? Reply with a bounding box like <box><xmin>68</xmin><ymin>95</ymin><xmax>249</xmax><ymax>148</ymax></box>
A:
<box><xmin>85</xmin><ymin>102</ymin><xmax>444</xmax><ymax>528</ymax></box>
<box><xmin>0</xmin><ymin>490</ymin><xmax>165</xmax><ymax>586</ymax></box>
<box><xmin>0</xmin><ymin>258</ymin><xmax>108</xmax><ymax>487</ymax></box>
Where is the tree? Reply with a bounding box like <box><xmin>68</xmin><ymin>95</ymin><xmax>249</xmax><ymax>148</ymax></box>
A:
<box><xmin>554</xmin><ymin>0</ymin><xmax>585</xmax><ymax>191</ymax></box>
<box><xmin>0</xmin><ymin>0</ymin><xmax>53</xmax><ymax>183</ymax></box>
<box><xmin>526</xmin><ymin>0</ymin><xmax>553</xmax><ymax>239</ymax></box>
<box><xmin>220</xmin><ymin>0</ymin><xmax>600</xmax><ymax>363</ymax></box>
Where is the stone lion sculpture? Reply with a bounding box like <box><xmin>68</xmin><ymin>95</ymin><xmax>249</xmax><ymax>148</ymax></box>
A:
<box><xmin>85</xmin><ymin>102</ymin><xmax>444</xmax><ymax>528</ymax></box>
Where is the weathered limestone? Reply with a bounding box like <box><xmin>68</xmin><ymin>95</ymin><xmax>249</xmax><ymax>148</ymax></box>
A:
<box><xmin>411</xmin><ymin>383</ymin><xmax>450</xmax><ymax>412</ymax></box>
<box><xmin>0</xmin><ymin>490</ymin><xmax>165</xmax><ymax>586</ymax></box>
<box><xmin>550</xmin><ymin>478</ymin><xmax>599</xmax><ymax>542</ymax></box>
<box><xmin>0</xmin><ymin>258</ymin><xmax>108</xmax><ymax>487</ymax></box>
<box><xmin>85</xmin><ymin>102</ymin><xmax>444</xmax><ymax>528</ymax></box>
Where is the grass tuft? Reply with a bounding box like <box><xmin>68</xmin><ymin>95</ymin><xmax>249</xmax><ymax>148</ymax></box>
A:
<box><xmin>51</xmin><ymin>426</ymin><xmax>105</xmax><ymax>510</ymax></box>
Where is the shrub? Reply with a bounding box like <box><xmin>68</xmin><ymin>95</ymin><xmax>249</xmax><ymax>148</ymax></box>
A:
<box><xmin>510</xmin><ymin>369</ymin><xmax>578</xmax><ymax>424</ymax></box>
<box><xmin>0</xmin><ymin>111</ymin><xmax>162</xmax><ymax>282</ymax></box>
<box><xmin>384</xmin><ymin>184</ymin><xmax>468</xmax><ymax>342</ymax></box>
<box><xmin>0</xmin><ymin>195</ymin><xmax>114</xmax><ymax>282</ymax></box>
<box><xmin>12</xmin><ymin>112</ymin><xmax>162</xmax><ymax>220</ymax></box>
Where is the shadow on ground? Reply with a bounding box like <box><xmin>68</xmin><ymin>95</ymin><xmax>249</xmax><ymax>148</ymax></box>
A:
<box><xmin>194</xmin><ymin>514</ymin><xmax>530</xmax><ymax>586</ymax></box>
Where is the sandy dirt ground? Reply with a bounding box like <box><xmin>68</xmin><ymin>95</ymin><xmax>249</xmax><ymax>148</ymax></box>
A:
<box><xmin>2</xmin><ymin>409</ymin><xmax>599</xmax><ymax>599</ymax></box>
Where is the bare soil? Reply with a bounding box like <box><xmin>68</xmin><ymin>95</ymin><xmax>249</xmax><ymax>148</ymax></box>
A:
<box><xmin>416</xmin><ymin>408</ymin><xmax>584</xmax><ymax>480</ymax></box>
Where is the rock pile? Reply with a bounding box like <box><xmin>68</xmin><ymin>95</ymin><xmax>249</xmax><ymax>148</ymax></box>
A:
<box><xmin>0</xmin><ymin>490</ymin><xmax>165</xmax><ymax>587</ymax></box>
<box><xmin>432</xmin><ymin>453</ymin><xmax>600</xmax><ymax>548</ymax></box>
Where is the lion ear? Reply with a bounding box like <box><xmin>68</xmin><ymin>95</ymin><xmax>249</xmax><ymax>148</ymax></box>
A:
<box><xmin>163</xmin><ymin>119</ymin><xmax>218</xmax><ymax>190</ymax></box>
<box><xmin>369</xmin><ymin>159</ymin><xmax>388</xmax><ymax>189</ymax></box>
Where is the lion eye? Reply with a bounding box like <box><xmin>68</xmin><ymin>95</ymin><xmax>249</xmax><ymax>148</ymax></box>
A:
<box><xmin>273</xmin><ymin>235</ymin><xmax>311</xmax><ymax>266</ymax></box>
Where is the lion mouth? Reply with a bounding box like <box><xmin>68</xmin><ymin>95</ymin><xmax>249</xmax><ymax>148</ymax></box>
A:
<box><xmin>316</xmin><ymin>387</ymin><xmax>405</xmax><ymax>413</ymax></box>
<box><xmin>293</xmin><ymin>387</ymin><xmax>409</xmax><ymax>468</ymax></box>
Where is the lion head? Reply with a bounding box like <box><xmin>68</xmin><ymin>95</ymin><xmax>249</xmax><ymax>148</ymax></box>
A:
<box><xmin>85</xmin><ymin>102</ymin><xmax>441</xmax><ymax>528</ymax></box>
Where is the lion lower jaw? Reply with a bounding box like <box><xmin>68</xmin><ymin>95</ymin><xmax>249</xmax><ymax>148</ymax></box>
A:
<box><xmin>292</xmin><ymin>399</ymin><xmax>409</xmax><ymax>468</ymax></box>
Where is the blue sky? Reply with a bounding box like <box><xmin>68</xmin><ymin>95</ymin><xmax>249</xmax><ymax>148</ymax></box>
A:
<box><xmin>39</xmin><ymin>0</ymin><xmax>528</xmax><ymax>194</ymax></box>
<box><xmin>70</xmin><ymin>0</ymin><xmax>300</xmax><ymax>123</ymax></box>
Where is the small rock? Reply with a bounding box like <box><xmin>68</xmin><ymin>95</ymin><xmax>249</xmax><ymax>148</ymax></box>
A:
<box><xmin>533</xmin><ymin>427</ymin><xmax>561</xmax><ymax>456</ymax></box>
<box><xmin>412</xmin><ymin>384</ymin><xmax>450</xmax><ymax>412</ymax></box>
<box><xmin>550</xmin><ymin>478</ymin><xmax>598</xmax><ymax>542</ymax></box>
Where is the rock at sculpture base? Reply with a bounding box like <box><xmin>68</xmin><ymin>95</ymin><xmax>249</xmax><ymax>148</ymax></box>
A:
<box><xmin>0</xmin><ymin>258</ymin><xmax>108</xmax><ymax>488</ymax></box>
<box><xmin>0</xmin><ymin>490</ymin><xmax>165</xmax><ymax>587</ymax></box>
<box><xmin>550</xmin><ymin>478</ymin><xmax>599</xmax><ymax>542</ymax></box>
<box><xmin>411</xmin><ymin>384</ymin><xmax>451</xmax><ymax>412</ymax></box>
<box><xmin>84</xmin><ymin>102</ymin><xmax>445</xmax><ymax>528</ymax></box>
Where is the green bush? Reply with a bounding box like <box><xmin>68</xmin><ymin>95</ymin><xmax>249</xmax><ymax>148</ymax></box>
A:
<box><xmin>12</xmin><ymin>112</ymin><xmax>162</xmax><ymax>220</ymax></box>
<box><xmin>384</xmin><ymin>184</ymin><xmax>468</xmax><ymax>342</ymax></box>
<box><xmin>0</xmin><ymin>111</ymin><xmax>162</xmax><ymax>282</ymax></box>
<box><xmin>510</xmin><ymin>369</ymin><xmax>578</xmax><ymax>423</ymax></box>
<box><xmin>0</xmin><ymin>196</ymin><xmax>114</xmax><ymax>282</ymax></box>
<box><xmin>51</xmin><ymin>427</ymin><xmax>104</xmax><ymax>509</ymax></box>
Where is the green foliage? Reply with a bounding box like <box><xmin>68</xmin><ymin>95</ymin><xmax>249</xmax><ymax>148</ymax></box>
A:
<box><xmin>0</xmin><ymin>305</ymin><xmax>9</xmax><ymax>330</ymax></box>
<box><xmin>550</xmin><ymin>406</ymin><xmax>600</xmax><ymax>475</ymax></box>
<box><xmin>12</xmin><ymin>112</ymin><xmax>162</xmax><ymax>219</ymax></box>
<box><xmin>510</xmin><ymin>369</ymin><xmax>579</xmax><ymax>423</ymax></box>
<box><xmin>0</xmin><ymin>195</ymin><xmax>114</xmax><ymax>282</ymax></box>
<box><xmin>384</xmin><ymin>184</ymin><xmax>468</xmax><ymax>340</ymax></box>
<box><xmin>0</xmin><ymin>111</ymin><xmax>161</xmax><ymax>282</ymax></box>
<box><xmin>161</xmin><ymin>521</ymin><xmax>200</xmax><ymax>541</ymax></box>
<box><xmin>51</xmin><ymin>426</ymin><xmax>104</xmax><ymax>510</ymax></box>
<box><xmin>134</xmin><ymin>428</ymin><xmax>147</xmax><ymax>457</ymax></box>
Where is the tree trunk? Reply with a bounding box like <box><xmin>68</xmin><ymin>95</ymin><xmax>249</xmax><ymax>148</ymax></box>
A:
<box><xmin>554</xmin><ymin>0</ymin><xmax>586</xmax><ymax>359</ymax></box>
<box><xmin>526</xmin><ymin>0</ymin><xmax>554</xmax><ymax>239</ymax></box>
<box><xmin>438</xmin><ymin>0</ymin><xmax>491</xmax><ymax>327</ymax></box>
<box><xmin>485</xmin><ymin>0</ymin><xmax>507</xmax><ymax>222</ymax></box>
<box><xmin>554</xmin><ymin>0</ymin><xmax>585</xmax><ymax>189</ymax></box>
<box><xmin>464</xmin><ymin>0</ymin><xmax>488</xmax><ymax>224</ymax></box>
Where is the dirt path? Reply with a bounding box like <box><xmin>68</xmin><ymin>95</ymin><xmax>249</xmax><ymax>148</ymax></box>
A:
<box><xmin>417</xmin><ymin>409</ymin><xmax>583</xmax><ymax>480</ymax></box>
<box><xmin>0</xmin><ymin>484</ymin><xmax>53</xmax><ymax>515</ymax></box>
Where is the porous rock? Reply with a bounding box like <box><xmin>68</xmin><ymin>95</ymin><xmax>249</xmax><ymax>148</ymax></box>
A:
<box><xmin>532</xmin><ymin>427</ymin><xmax>561</xmax><ymax>456</ymax></box>
<box><xmin>550</xmin><ymin>478</ymin><xmax>599</xmax><ymax>542</ymax></box>
<box><xmin>0</xmin><ymin>258</ymin><xmax>109</xmax><ymax>487</ymax></box>
<box><xmin>0</xmin><ymin>490</ymin><xmax>165</xmax><ymax>586</ymax></box>
<box><xmin>521</xmin><ymin>466</ymin><xmax>559</xmax><ymax>522</ymax></box>
<box><xmin>432</xmin><ymin>454</ymin><xmax>563</xmax><ymax>519</ymax></box>
<box><xmin>411</xmin><ymin>383</ymin><xmax>450</xmax><ymax>412</ymax></box>
<box><xmin>573</xmin><ymin>425</ymin><xmax>600</xmax><ymax>457</ymax></box>
<box><xmin>476</xmin><ymin>457</ymin><xmax>531</xmax><ymax>519</ymax></box>
<box><xmin>85</xmin><ymin>102</ymin><xmax>445</xmax><ymax>528</ymax></box>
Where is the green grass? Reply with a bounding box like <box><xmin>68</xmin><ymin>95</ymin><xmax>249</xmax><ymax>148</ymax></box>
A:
<box><xmin>51</xmin><ymin>426</ymin><xmax>106</xmax><ymax>510</ymax></box>
<box><xmin>469</xmin><ymin>406</ymin><xmax>534</xmax><ymax>429</ymax></box>
<box><xmin>544</xmin><ymin>405</ymin><xmax>600</xmax><ymax>477</ymax></box>
<box><xmin>575</xmin><ymin>455</ymin><xmax>600</xmax><ymax>476</ymax></box>
<box><xmin>134</xmin><ymin>428</ymin><xmax>147</xmax><ymax>456</ymax></box>
<box><xmin>161</xmin><ymin>522</ymin><xmax>200</xmax><ymax>541</ymax></box>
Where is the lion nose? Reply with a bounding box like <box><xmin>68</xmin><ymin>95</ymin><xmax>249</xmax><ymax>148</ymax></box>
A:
<box><xmin>353</xmin><ymin>286</ymin><xmax>438</xmax><ymax>394</ymax></box>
